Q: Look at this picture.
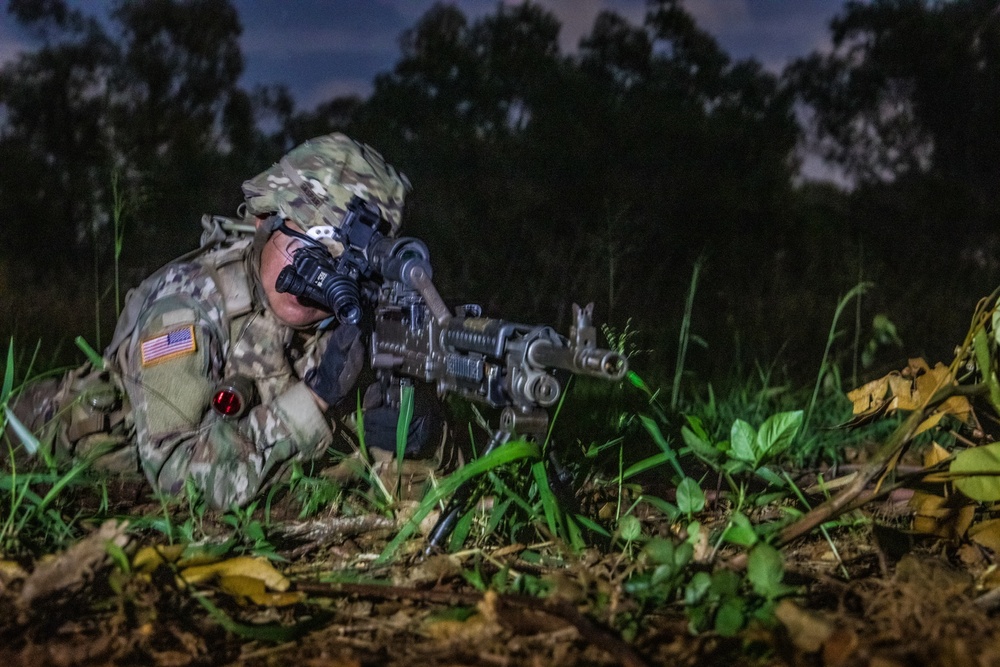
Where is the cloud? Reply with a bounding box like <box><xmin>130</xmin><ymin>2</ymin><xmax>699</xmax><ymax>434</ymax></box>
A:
<box><xmin>237</xmin><ymin>0</ymin><xmax>407</xmax><ymax>58</ymax></box>
<box><xmin>684</xmin><ymin>0</ymin><xmax>836</xmax><ymax>71</ymax></box>
<box><xmin>0</xmin><ymin>21</ymin><xmax>29</xmax><ymax>66</ymax></box>
<box><xmin>301</xmin><ymin>77</ymin><xmax>374</xmax><ymax>107</ymax></box>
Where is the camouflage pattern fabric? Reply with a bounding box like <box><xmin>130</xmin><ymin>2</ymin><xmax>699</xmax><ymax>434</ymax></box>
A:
<box><xmin>241</xmin><ymin>133</ymin><xmax>410</xmax><ymax>236</ymax></box>
<box><xmin>7</xmin><ymin>133</ymin><xmax>417</xmax><ymax>509</ymax></box>
<box><xmin>104</xmin><ymin>236</ymin><xmax>358</xmax><ymax>509</ymax></box>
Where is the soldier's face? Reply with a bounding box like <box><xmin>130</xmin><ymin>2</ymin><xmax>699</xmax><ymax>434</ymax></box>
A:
<box><xmin>257</xmin><ymin>218</ymin><xmax>331</xmax><ymax>327</ymax></box>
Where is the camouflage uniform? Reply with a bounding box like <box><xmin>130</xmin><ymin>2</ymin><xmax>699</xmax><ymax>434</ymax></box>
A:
<box><xmin>11</xmin><ymin>133</ymin><xmax>421</xmax><ymax>508</ymax></box>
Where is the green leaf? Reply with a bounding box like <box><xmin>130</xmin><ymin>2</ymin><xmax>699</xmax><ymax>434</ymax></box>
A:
<box><xmin>676</xmin><ymin>477</ymin><xmax>705</xmax><ymax>515</ymax></box>
<box><xmin>643</xmin><ymin>537</ymin><xmax>675</xmax><ymax>565</ymax></box>
<box><xmin>753</xmin><ymin>465</ymin><xmax>787</xmax><ymax>488</ymax></box>
<box><xmin>449</xmin><ymin>508</ymin><xmax>475</xmax><ymax>551</ymax></box>
<box><xmin>974</xmin><ymin>329</ymin><xmax>1000</xmax><ymax>414</ymax></box>
<box><xmin>714</xmin><ymin>596</ymin><xmax>746</xmax><ymax>636</ymax></box>
<box><xmin>681</xmin><ymin>424</ymin><xmax>721</xmax><ymax>465</ymax></box>
<box><xmin>651</xmin><ymin>563</ymin><xmax>675</xmax><ymax>585</ymax></box>
<box><xmin>617</xmin><ymin>514</ymin><xmax>642</xmax><ymax>542</ymax></box>
<box><xmin>684</xmin><ymin>571</ymin><xmax>711</xmax><ymax>605</ymax></box>
<box><xmin>722</xmin><ymin>512</ymin><xmax>758</xmax><ymax>547</ymax></box>
<box><xmin>952</xmin><ymin>441</ymin><xmax>1000</xmax><ymax>501</ymax></box>
<box><xmin>627</xmin><ymin>371</ymin><xmax>652</xmax><ymax>395</ymax></box>
<box><xmin>673</xmin><ymin>541</ymin><xmax>693</xmax><ymax>569</ymax></box>
<box><xmin>746</xmin><ymin>543</ymin><xmax>788</xmax><ymax>599</ymax></box>
<box><xmin>729</xmin><ymin>419</ymin><xmax>757</xmax><ymax>463</ymax></box>
<box><xmin>755</xmin><ymin>410</ymin><xmax>803</xmax><ymax>462</ymax></box>
<box><xmin>640</xmin><ymin>494</ymin><xmax>680</xmax><ymax>521</ymax></box>
<box><xmin>709</xmin><ymin>569</ymin><xmax>741</xmax><ymax>597</ymax></box>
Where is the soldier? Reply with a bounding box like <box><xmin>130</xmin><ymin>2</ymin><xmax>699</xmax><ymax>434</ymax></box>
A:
<box><xmin>8</xmin><ymin>133</ymin><xmax>443</xmax><ymax>508</ymax></box>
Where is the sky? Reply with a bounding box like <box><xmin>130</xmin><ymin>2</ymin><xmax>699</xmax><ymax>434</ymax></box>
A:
<box><xmin>0</xmin><ymin>1</ymin><xmax>847</xmax><ymax>181</ymax></box>
<box><xmin>231</xmin><ymin>0</ymin><xmax>842</xmax><ymax>107</ymax></box>
<box><xmin>0</xmin><ymin>0</ymin><xmax>843</xmax><ymax>108</ymax></box>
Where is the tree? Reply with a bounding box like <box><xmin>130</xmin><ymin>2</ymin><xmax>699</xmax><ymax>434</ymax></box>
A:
<box><xmin>0</xmin><ymin>0</ymin><xmax>117</xmax><ymax>274</ymax></box>
<box><xmin>788</xmin><ymin>0</ymin><xmax>1000</xmax><ymax>200</ymax></box>
<box><xmin>345</xmin><ymin>0</ymin><xmax>797</xmax><ymax>353</ymax></box>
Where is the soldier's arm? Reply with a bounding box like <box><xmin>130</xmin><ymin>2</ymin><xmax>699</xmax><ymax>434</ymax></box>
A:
<box><xmin>118</xmin><ymin>268</ymin><xmax>331</xmax><ymax>508</ymax></box>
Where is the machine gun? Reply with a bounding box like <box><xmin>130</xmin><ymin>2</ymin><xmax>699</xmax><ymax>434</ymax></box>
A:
<box><xmin>275</xmin><ymin>196</ymin><xmax>628</xmax><ymax>548</ymax></box>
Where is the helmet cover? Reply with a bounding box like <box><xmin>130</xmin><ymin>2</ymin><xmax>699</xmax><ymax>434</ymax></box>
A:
<box><xmin>241</xmin><ymin>133</ymin><xmax>411</xmax><ymax>236</ymax></box>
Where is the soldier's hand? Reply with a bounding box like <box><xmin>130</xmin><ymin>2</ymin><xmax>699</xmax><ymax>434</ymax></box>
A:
<box><xmin>362</xmin><ymin>382</ymin><xmax>444</xmax><ymax>457</ymax></box>
<box><xmin>305</xmin><ymin>323</ymin><xmax>364</xmax><ymax>410</ymax></box>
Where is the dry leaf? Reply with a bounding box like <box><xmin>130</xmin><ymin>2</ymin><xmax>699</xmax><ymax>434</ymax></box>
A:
<box><xmin>910</xmin><ymin>492</ymin><xmax>975</xmax><ymax>541</ymax></box>
<box><xmin>133</xmin><ymin>544</ymin><xmax>187</xmax><ymax>573</ymax></box>
<box><xmin>218</xmin><ymin>574</ymin><xmax>305</xmax><ymax>607</ymax></box>
<box><xmin>969</xmin><ymin>518</ymin><xmax>1000</xmax><ymax>553</ymax></box>
<box><xmin>179</xmin><ymin>556</ymin><xmax>289</xmax><ymax>592</ymax></box>
<box><xmin>774</xmin><ymin>599</ymin><xmax>833</xmax><ymax>653</ymax></box>
<box><xmin>822</xmin><ymin>627</ymin><xmax>859</xmax><ymax>667</ymax></box>
<box><xmin>846</xmin><ymin>374</ymin><xmax>893</xmax><ymax>414</ymax></box>
<box><xmin>19</xmin><ymin>519</ymin><xmax>130</xmax><ymax>608</ymax></box>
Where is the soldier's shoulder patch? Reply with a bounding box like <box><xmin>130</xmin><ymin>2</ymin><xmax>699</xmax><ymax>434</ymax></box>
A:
<box><xmin>140</xmin><ymin>325</ymin><xmax>197</xmax><ymax>367</ymax></box>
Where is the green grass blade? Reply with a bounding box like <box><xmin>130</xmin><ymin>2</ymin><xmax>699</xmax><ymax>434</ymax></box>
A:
<box><xmin>74</xmin><ymin>336</ymin><xmax>106</xmax><ymax>370</ymax></box>
<box><xmin>531</xmin><ymin>460</ymin><xmax>560</xmax><ymax>538</ymax></box>
<box><xmin>622</xmin><ymin>452</ymin><xmax>675</xmax><ymax>480</ymax></box>
<box><xmin>2</xmin><ymin>339</ymin><xmax>14</xmax><ymax>404</ymax></box>
<box><xmin>638</xmin><ymin>415</ymin><xmax>684</xmax><ymax>477</ymax></box>
<box><xmin>3</xmin><ymin>407</ymin><xmax>40</xmax><ymax>455</ymax></box>
<box><xmin>190</xmin><ymin>590</ymin><xmax>305</xmax><ymax>642</ymax></box>
<box><xmin>396</xmin><ymin>382</ymin><xmax>414</xmax><ymax>472</ymax></box>
<box><xmin>573</xmin><ymin>513</ymin><xmax>611</xmax><ymax>538</ymax></box>
<box><xmin>376</xmin><ymin>439</ymin><xmax>540</xmax><ymax>564</ymax></box>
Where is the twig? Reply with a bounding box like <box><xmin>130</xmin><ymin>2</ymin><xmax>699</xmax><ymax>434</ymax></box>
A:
<box><xmin>727</xmin><ymin>383</ymin><xmax>987</xmax><ymax>571</ymax></box>
<box><xmin>272</xmin><ymin>515</ymin><xmax>395</xmax><ymax>542</ymax></box>
<box><xmin>295</xmin><ymin>580</ymin><xmax>653</xmax><ymax>667</ymax></box>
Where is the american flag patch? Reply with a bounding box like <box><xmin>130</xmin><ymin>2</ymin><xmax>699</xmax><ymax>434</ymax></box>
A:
<box><xmin>140</xmin><ymin>325</ymin><xmax>197</xmax><ymax>366</ymax></box>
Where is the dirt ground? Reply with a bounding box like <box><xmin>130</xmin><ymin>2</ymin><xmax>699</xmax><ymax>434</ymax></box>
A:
<box><xmin>4</xmin><ymin>477</ymin><xmax>1000</xmax><ymax>667</ymax></box>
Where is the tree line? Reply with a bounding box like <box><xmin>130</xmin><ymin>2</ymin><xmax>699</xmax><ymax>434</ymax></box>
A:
<box><xmin>2</xmin><ymin>0</ymin><xmax>998</xmax><ymax>390</ymax></box>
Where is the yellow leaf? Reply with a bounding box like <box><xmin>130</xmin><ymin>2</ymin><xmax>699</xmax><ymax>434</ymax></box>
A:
<box><xmin>924</xmin><ymin>442</ymin><xmax>952</xmax><ymax>467</ymax></box>
<box><xmin>915</xmin><ymin>412</ymin><xmax>946</xmax><ymax>437</ymax></box>
<box><xmin>180</xmin><ymin>556</ymin><xmax>289</xmax><ymax>592</ymax></box>
<box><xmin>219</xmin><ymin>574</ymin><xmax>266</xmax><ymax>597</ymax></box>
<box><xmin>846</xmin><ymin>375</ymin><xmax>893</xmax><ymax>414</ymax></box>
<box><xmin>909</xmin><ymin>492</ymin><xmax>974</xmax><ymax>541</ymax></box>
<box><xmin>133</xmin><ymin>544</ymin><xmax>187</xmax><ymax>573</ymax></box>
<box><xmin>969</xmin><ymin>518</ymin><xmax>1000</xmax><ymax>553</ymax></box>
<box><xmin>888</xmin><ymin>372</ymin><xmax>920</xmax><ymax>411</ymax></box>
<box><xmin>939</xmin><ymin>395</ymin><xmax>973</xmax><ymax>424</ymax></box>
<box><xmin>217</xmin><ymin>575</ymin><xmax>305</xmax><ymax>606</ymax></box>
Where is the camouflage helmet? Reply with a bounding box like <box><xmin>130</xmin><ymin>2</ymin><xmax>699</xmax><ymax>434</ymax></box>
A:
<box><xmin>241</xmin><ymin>133</ymin><xmax>411</xmax><ymax>235</ymax></box>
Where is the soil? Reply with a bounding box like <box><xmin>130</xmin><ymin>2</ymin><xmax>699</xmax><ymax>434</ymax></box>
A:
<box><xmin>3</xmin><ymin>478</ymin><xmax>1000</xmax><ymax>667</ymax></box>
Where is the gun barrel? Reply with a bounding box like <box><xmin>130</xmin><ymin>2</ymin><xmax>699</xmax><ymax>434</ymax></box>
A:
<box><xmin>527</xmin><ymin>340</ymin><xmax>628</xmax><ymax>381</ymax></box>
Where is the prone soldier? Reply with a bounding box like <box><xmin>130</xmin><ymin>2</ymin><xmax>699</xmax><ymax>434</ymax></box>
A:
<box><xmin>8</xmin><ymin>133</ymin><xmax>444</xmax><ymax>507</ymax></box>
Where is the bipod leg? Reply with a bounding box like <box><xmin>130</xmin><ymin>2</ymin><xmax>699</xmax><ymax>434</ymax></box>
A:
<box><xmin>425</xmin><ymin>427</ymin><xmax>510</xmax><ymax>554</ymax></box>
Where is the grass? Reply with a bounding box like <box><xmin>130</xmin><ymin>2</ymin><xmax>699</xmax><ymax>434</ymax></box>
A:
<box><xmin>0</xmin><ymin>250</ymin><xmax>911</xmax><ymax>645</ymax></box>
